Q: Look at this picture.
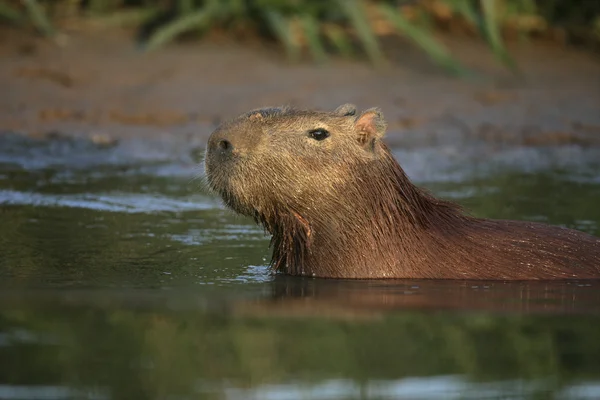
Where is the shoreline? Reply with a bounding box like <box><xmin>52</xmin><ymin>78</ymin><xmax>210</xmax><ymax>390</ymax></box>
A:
<box><xmin>1</xmin><ymin>28</ymin><xmax>599</xmax><ymax>148</ymax></box>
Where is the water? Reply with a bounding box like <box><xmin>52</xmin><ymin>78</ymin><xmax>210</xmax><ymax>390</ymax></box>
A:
<box><xmin>1</xmin><ymin>133</ymin><xmax>600</xmax><ymax>400</ymax></box>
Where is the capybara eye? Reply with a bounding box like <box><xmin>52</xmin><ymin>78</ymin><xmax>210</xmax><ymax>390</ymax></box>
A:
<box><xmin>308</xmin><ymin>128</ymin><xmax>330</xmax><ymax>141</ymax></box>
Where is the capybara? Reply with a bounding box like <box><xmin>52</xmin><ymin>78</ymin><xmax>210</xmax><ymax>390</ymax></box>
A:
<box><xmin>205</xmin><ymin>104</ymin><xmax>600</xmax><ymax>279</ymax></box>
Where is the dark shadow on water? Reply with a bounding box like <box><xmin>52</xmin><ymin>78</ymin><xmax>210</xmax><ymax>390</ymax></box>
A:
<box><xmin>4</xmin><ymin>276</ymin><xmax>600</xmax><ymax>315</ymax></box>
<box><xmin>265</xmin><ymin>275</ymin><xmax>600</xmax><ymax>315</ymax></box>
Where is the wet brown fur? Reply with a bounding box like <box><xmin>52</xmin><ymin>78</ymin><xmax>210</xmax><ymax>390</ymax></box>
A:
<box><xmin>205</xmin><ymin>105</ymin><xmax>600</xmax><ymax>280</ymax></box>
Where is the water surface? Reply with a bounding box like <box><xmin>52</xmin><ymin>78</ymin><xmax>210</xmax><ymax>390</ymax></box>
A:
<box><xmin>1</xmin><ymin>133</ymin><xmax>599</xmax><ymax>400</ymax></box>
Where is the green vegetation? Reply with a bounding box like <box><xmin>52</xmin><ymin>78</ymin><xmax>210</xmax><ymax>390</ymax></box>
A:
<box><xmin>1</xmin><ymin>1</ymin><xmax>598</xmax><ymax>74</ymax></box>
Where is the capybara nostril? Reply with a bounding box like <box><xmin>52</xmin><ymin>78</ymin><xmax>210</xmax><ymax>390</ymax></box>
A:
<box><xmin>218</xmin><ymin>139</ymin><xmax>232</xmax><ymax>151</ymax></box>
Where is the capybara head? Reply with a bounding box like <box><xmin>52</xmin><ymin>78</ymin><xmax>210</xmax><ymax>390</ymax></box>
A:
<box><xmin>205</xmin><ymin>104</ymin><xmax>390</xmax><ymax>221</ymax></box>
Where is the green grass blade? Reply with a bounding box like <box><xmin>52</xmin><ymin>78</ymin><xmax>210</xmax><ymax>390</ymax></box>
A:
<box><xmin>144</xmin><ymin>8</ymin><xmax>215</xmax><ymax>51</ymax></box>
<box><xmin>0</xmin><ymin>2</ymin><xmax>24</xmax><ymax>23</ymax></box>
<box><xmin>90</xmin><ymin>8</ymin><xmax>159</xmax><ymax>28</ymax></box>
<box><xmin>378</xmin><ymin>3</ymin><xmax>470</xmax><ymax>77</ymax></box>
<box><xmin>323</xmin><ymin>24</ymin><xmax>354</xmax><ymax>58</ymax></box>
<box><xmin>22</xmin><ymin>0</ymin><xmax>55</xmax><ymax>37</ymax></box>
<box><xmin>447</xmin><ymin>0</ymin><xmax>478</xmax><ymax>26</ymax></box>
<box><xmin>479</xmin><ymin>0</ymin><xmax>517</xmax><ymax>70</ymax></box>
<box><xmin>87</xmin><ymin>0</ymin><xmax>121</xmax><ymax>15</ymax></box>
<box><xmin>300</xmin><ymin>14</ymin><xmax>328</xmax><ymax>64</ymax></box>
<box><xmin>179</xmin><ymin>0</ymin><xmax>195</xmax><ymax>15</ymax></box>
<box><xmin>336</xmin><ymin>0</ymin><xmax>385</xmax><ymax>66</ymax></box>
<box><xmin>504</xmin><ymin>0</ymin><xmax>538</xmax><ymax>16</ymax></box>
<box><xmin>263</xmin><ymin>10</ymin><xmax>301</xmax><ymax>62</ymax></box>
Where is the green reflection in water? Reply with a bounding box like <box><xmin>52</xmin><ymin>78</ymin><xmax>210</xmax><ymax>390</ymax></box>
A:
<box><xmin>0</xmin><ymin>281</ymin><xmax>599</xmax><ymax>399</ymax></box>
<box><xmin>427</xmin><ymin>170</ymin><xmax>600</xmax><ymax>236</ymax></box>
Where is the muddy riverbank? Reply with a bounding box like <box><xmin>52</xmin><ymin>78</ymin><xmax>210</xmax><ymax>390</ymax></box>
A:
<box><xmin>0</xmin><ymin>27</ymin><xmax>599</xmax><ymax>148</ymax></box>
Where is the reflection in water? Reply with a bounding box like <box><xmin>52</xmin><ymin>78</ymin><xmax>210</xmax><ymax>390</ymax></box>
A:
<box><xmin>0</xmin><ymin>385</ymin><xmax>108</xmax><ymax>400</ymax></box>
<box><xmin>0</xmin><ymin>189</ymin><xmax>217</xmax><ymax>213</ymax></box>
<box><xmin>198</xmin><ymin>377</ymin><xmax>600</xmax><ymax>400</ymax></box>
<box><xmin>2</xmin><ymin>377</ymin><xmax>599</xmax><ymax>400</ymax></box>
<box><xmin>1</xmin><ymin>280</ymin><xmax>600</xmax><ymax>399</ymax></box>
<box><xmin>261</xmin><ymin>277</ymin><xmax>600</xmax><ymax>315</ymax></box>
<box><xmin>1</xmin><ymin>134</ymin><xmax>600</xmax><ymax>399</ymax></box>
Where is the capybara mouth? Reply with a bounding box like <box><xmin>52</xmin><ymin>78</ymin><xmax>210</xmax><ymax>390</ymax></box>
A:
<box><xmin>206</xmin><ymin>162</ymin><xmax>261</xmax><ymax>219</ymax></box>
<box><xmin>206</xmin><ymin>170</ymin><xmax>245</xmax><ymax>214</ymax></box>
<box><xmin>219</xmin><ymin>187</ymin><xmax>249</xmax><ymax>216</ymax></box>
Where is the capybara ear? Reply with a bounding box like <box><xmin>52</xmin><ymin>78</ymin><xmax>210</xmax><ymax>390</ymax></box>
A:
<box><xmin>334</xmin><ymin>103</ymin><xmax>357</xmax><ymax>116</ymax></box>
<box><xmin>354</xmin><ymin>108</ymin><xmax>387</xmax><ymax>147</ymax></box>
<box><xmin>248</xmin><ymin>112</ymin><xmax>264</xmax><ymax>121</ymax></box>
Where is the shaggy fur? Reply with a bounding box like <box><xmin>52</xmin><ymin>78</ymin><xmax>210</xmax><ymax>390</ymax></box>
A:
<box><xmin>205</xmin><ymin>104</ymin><xmax>600</xmax><ymax>280</ymax></box>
